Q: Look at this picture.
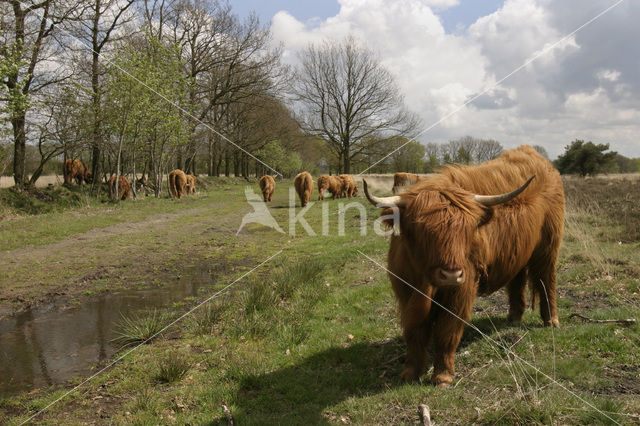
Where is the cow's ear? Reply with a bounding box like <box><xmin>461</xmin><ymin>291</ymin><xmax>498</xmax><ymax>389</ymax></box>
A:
<box><xmin>477</xmin><ymin>206</ymin><xmax>494</xmax><ymax>228</ymax></box>
<box><xmin>380</xmin><ymin>206</ymin><xmax>403</xmax><ymax>228</ymax></box>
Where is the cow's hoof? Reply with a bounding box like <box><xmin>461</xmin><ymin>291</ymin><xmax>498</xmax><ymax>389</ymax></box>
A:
<box><xmin>400</xmin><ymin>367</ymin><xmax>419</xmax><ymax>382</ymax></box>
<box><xmin>431</xmin><ymin>373</ymin><xmax>453</xmax><ymax>387</ymax></box>
<box><xmin>543</xmin><ymin>318</ymin><xmax>560</xmax><ymax>328</ymax></box>
<box><xmin>507</xmin><ymin>314</ymin><xmax>523</xmax><ymax>325</ymax></box>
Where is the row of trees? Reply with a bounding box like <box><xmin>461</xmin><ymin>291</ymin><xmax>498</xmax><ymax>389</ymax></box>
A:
<box><xmin>2</xmin><ymin>1</ymin><xmax>638</xmax><ymax>195</ymax></box>
<box><xmin>1</xmin><ymin>0</ymin><xmax>304</xmax><ymax>194</ymax></box>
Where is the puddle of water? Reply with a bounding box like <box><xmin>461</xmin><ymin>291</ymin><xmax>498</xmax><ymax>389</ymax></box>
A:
<box><xmin>0</xmin><ymin>264</ymin><xmax>224</xmax><ymax>398</ymax></box>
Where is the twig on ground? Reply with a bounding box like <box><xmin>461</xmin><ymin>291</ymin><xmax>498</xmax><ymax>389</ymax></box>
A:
<box><xmin>569</xmin><ymin>313</ymin><xmax>636</xmax><ymax>325</ymax></box>
<box><xmin>418</xmin><ymin>404</ymin><xmax>433</xmax><ymax>426</ymax></box>
<box><xmin>222</xmin><ymin>404</ymin><xmax>234</xmax><ymax>425</ymax></box>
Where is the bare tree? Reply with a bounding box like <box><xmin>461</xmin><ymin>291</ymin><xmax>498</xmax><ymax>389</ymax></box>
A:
<box><xmin>295</xmin><ymin>36</ymin><xmax>420</xmax><ymax>174</ymax></box>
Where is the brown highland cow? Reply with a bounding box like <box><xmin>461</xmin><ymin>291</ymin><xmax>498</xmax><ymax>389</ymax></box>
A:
<box><xmin>392</xmin><ymin>172</ymin><xmax>422</xmax><ymax>194</ymax></box>
<box><xmin>63</xmin><ymin>159</ymin><xmax>91</xmax><ymax>185</ymax></box>
<box><xmin>317</xmin><ymin>175</ymin><xmax>342</xmax><ymax>200</ymax></box>
<box><xmin>108</xmin><ymin>175</ymin><xmax>131</xmax><ymax>200</ymax></box>
<box><xmin>259</xmin><ymin>175</ymin><xmax>276</xmax><ymax>202</ymax></box>
<box><xmin>185</xmin><ymin>174</ymin><xmax>197</xmax><ymax>195</ymax></box>
<box><xmin>169</xmin><ymin>169</ymin><xmax>187</xmax><ymax>199</ymax></box>
<box><xmin>294</xmin><ymin>172</ymin><xmax>313</xmax><ymax>207</ymax></box>
<box><xmin>338</xmin><ymin>174</ymin><xmax>358</xmax><ymax>198</ymax></box>
<box><xmin>364</xmin><ymin>146</ymin><xmax>565</xmax><ymax>387</ymax></box>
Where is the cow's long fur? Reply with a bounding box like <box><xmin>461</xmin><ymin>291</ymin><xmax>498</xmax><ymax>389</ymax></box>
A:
<box><xmin>339</xmin><ymin>174</ymin><xmax>358</xmax><ymax>198</ymax></box>
<box><xmin>169</xmin><ymin>169</ymin><xmax>187</xmax><ymax>199</ymax></box>
<box><xmin>294</xmin><ymin>172</ymin><xmax>313</xmax><ymax>207</ymax></box>
<box><xmin>317</xmin><ymin>175</ymin><xmax>342</xmax><ymax>200</ymax></box>
<box><xmin>259</xmin><ymin>175</ymin><xmax>275</xmax><ymax>201</ymax></box>
<box><xmin>382</xmin><ymin>146</ymin><xmax>564</xmax><ymax>386</ymax></box>
<box><xmin>392</xmin><ymin>172</ymin><xmax>421</xmax><ymax>194</ymax></box>
<box><xmin>108</xmin><ymin>175</ymin><xmax>131</xmax><ymax>200</ymax></box>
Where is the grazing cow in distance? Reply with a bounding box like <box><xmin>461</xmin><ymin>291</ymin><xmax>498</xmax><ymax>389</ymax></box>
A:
<box><xmin>392</xmin><ymin>172</ymin><xmax>422</xmax><ymax>194</ymax></box>
<box><xmin>259</xmin><ymin>175</ymin><xmax>275</xmax><ymax>202</ymax></box>
<box><xmin>317</xmin><ymin>175</ymin><xmax>342</xmax><ymax>200</ymax></box>
<box><xmin>294</xmin><ymin>172</ymin><xmax>313</xmax><ymax>207</ymax></box>
<box><xmin>169</xmin><ymin>169</ymin><xmax>187</xmax><ymax>199</ymax></box>
<box><xmin>63</xmin><ymin>159</ymin><xmax>91</xmax><ymax>185</ymax></box>
<box><xmin>108</xmin><ymin>175</ymin><xmax>131</xmax><ymax>200</ymax></box>
<box><xmin>363</xmin><ymin>145</ymin><xmax>565</xmax><ymax>387</ymax></box>
<box><xmin>185</xmin><ymin>174</ymin><xmax>197</xmax><ymax>195</ymax></box>
<box><xmin>339</xmin><ymin>174</ymin><xmax>358</xmax><ymax>198</ymax></box>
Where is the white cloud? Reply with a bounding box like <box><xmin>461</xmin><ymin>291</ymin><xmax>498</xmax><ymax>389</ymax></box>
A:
<box><xmin>271</xmin><ymin>0</ymin><xmax>640</xmax><ymax>159</ymax></box>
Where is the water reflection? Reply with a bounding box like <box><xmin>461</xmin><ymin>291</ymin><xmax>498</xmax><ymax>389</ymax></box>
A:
<box><xmin>0</xmin><ymin>266</ymin><xmax>218</xmax><ymax>397</ymax></box>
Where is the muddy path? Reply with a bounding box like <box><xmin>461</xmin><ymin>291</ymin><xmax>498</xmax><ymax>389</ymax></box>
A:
<box><xmin>0</xmin><ymin>193</ymin><xmax>253</xmax><ymax>318</ymax></box>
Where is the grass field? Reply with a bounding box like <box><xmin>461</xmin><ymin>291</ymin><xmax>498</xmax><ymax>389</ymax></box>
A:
<box><xmin>0</xmin><ymin>175</ymin><xmax>639</xmax><ymax>424</ymax></box>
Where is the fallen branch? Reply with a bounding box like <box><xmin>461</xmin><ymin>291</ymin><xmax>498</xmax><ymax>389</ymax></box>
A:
<box><xmin>222</xmin><ymin>404</ymin><xmax>234</xmax><ymax>425</ymax></box>
<box><xmin>569</xmin><ymin>313</ymin><xmax>636</xmax><ymax>326</ymax></box>
<box><xmin>418</xmin><ymin>404</ymin><xmax>433</xmax><ymax>426</ymax></box>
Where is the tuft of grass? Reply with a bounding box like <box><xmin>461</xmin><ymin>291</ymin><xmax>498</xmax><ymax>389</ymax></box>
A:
<box><xmin>155</xmin><ymin>353</ymin><xmax>190</xmax><ymax>383</ymax></box>
<box><xmin>187</xmin><ymin>302</ymin><xmax>228</xmax><ymax>335</ymax></box>
<box><xmin>112</xmin><ymin>310</ymin><xmax>169</xmax><ymax>349</ymax></box>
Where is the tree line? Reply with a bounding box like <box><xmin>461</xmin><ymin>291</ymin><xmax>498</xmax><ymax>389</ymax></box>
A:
<box><xmin>2</xmin><ymin>1</ymin><xmax>639</xmax><ymax>196</ymax></box>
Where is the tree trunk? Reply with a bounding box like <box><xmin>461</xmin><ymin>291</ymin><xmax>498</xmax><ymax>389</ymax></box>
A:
<box><xmin>343</xmin><ymin>152</ymin><xmax>351</xmax><ymax>174</ymax></box>
<box><xmin>12</xmin><ymin>113</ymin><xmax>26</xmax><ymax>187</ymax></box>
<box><xmin>233</xmin><ymin>152</ymin><xmax>240</xmax><ymax>177</ymax></box>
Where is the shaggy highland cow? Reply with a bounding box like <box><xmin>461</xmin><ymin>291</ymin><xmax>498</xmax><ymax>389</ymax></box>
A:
<box><xmin>259</xmin><ymin>175</ymin><xmax>276</xmax><ymax>202</ymax></box>
<box><xmin>317</xmin><ymin>175</ymin><xmax>342</xmax><ymax>200</ymax></box>
<box><xmin>169</xmin><ymin>169</ymin><xmax>187</xmax><ymax>199</ymax></box>
<box><xmin>364</xmin><ymin>146</ymin><xmax>565</xmax><ymax>387</ymax></box>
<box><xmin>294</xmin><ymin>172</ymin><xmax>313</xmax><ymax>207</ymax></box>
<box><xmin>339</xmin><ymin>174</ymin><xmax>358</xmax><ymax>198</ymax></box>
<box><xmin>392</xmin><ymin>172</ymin><xmax>422</xmax><ymax>194</ymax></box>
<box><xmin>108</xmin><ymin>175</ymin><xmax>131</xmax><ymax>200</ymax></box>
<box><xmin>185</xmin><ymin>174</ymin><xmax>197</xmax><ymax>195</ymax></box>
<box><xmin>63</xmin><ymin>159</ymin><xmax>91</xmax><ymax>185</ymax></box>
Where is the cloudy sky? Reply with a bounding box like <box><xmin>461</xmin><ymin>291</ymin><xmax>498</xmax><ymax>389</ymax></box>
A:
<box><xmin>233</xmin><ymin>0</ymin><xmax>639</xmax><ymax>159</ymax></box>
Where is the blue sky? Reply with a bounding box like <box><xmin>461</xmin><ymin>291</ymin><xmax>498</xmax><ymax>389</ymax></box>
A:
<box><xmin>231</xmin><ymin>0</ymin><xmax>505</xmax><ymax>33</ymax></box>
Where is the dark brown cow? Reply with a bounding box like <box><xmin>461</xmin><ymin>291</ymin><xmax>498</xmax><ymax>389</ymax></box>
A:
<box><xmin>338</xmin><ymin>174</ymin><xmax>358</xmax><ymax>198</ymax></box>
<box><xmin>294</xmin><ymin>172</ymin><xmax>313</xmax><ymax>207</ymax></box>
<box><xmin>169</xmin><ymin>169</ymin><xmax>187</xmax><ymax>199</ymax></box>
<box><xmin>63</xmin><ymin>159</ymin><xmax>91</xmax><ymax>185</ymax></box>
<box><xmin>364</xmin><ymin>146</ymin><xmax>564</xmax><ymax>387</ymax></box>
<box><xmin>108</xmin><ymin>175</ymin><xmax>131</xmax><ymax>200</ymax></box>
<box><xmin>259</xmin><ymin>175</ymin><xmax>276</xmax><ymax>202</ymax></box>
<box><xmin>317</xmin><ymin>175</ymin><xmax>342</xmax><ymax>200</ymax></box>
<box><xmin>185</xmin><ymin>174</ymin><xmax>197</xmax><ymax>195</ymax></box>
<box><xmin>392</xmin><ymin>172</ymin><xmax>422</xmax><ymax>194</ymax></box>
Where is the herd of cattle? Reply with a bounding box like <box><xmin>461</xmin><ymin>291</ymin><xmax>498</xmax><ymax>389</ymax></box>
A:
<box><xmin>62</xmin><ymin>160</ymin><xmax>197</xmax><ymax>201</ymax></box>
<box><xmin>63</xmin><ymin>146</ymin><xmax>565</xmax><ymax>387</ymax></box>
<box><xmin>258</xmin><ymin>172</ymin><xmax>360</xmax><ymax>206</ymax></box>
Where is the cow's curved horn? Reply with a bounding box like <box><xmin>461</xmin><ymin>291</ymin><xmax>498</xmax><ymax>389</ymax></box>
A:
<box><xmin>473</xmin><ymin>176</ymin><xmax>535</xmax><ymax>206</ymax></box>
<box><xmin>363</xmin><ymin>179</ymin><xmax>406</xmax><ymax>207</ymax></box>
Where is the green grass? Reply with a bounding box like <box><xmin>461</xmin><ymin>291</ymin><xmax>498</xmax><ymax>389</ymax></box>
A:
<box><xmin>1</xmin><ymin>176</ymin><xmax>639</xmax><ymax>424</ymax></box>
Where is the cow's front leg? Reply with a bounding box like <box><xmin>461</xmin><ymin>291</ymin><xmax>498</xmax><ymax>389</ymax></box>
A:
<box><xmin>399</xmin><ymin>290</ymin><xmax>433</xmax><ymax>381</ymax></box>
<box><xmin>431</xmin><ymin>287</ymin><xmax>475</xmax><ymax>387</ymax></box>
